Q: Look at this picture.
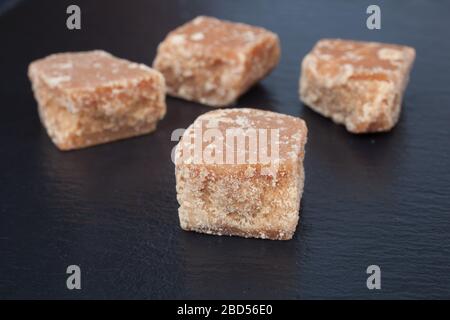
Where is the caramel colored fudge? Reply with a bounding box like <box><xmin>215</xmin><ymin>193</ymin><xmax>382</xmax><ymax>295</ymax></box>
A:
<box><xmin>28</xmin><ymin>50</ymin><xmax>166</xmax><ymax>150</ymax></box>
<box><xmin>175</xmin><ymin>108</ymin><xmax>307</xmax><ymax>240</ymax></box>
<box><xmin>153</xmin><ymin>16</ymin><xmax>280</xmax><ymax>107</ymax></box>
<box><xmin>300</xmin><ymin>39</ymin><xmax>415</xmax><ymax>133</ymax></box>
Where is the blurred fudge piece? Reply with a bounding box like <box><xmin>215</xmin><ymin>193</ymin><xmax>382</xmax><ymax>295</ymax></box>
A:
<box><xmin>153</xmin><ymin>16</ymin><xmax>280</xmax><ymax>107</ymax></box>
<box><xmin>28</xmin><ymin>50</ymin><xmax>166</xmax><ymax>150</ymax></box>
<box><xmin>300</xmin><ymin>39</ymin><xmax>415</xmax><ymax>133</ymax></box>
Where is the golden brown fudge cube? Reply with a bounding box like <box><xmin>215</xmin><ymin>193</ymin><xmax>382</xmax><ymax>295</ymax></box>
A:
<box><xmin>28</xmin><ymin>50</ymin><xmax>166</xmax><ymax>150</ymax></box>
<box><xmin>153</xmin><ymin>16</ymin><xmax>280</xmax><ymax>107</ymax></box>
<box><xmin>300</xmin><ymin>39</ymin><xmax>415</xmax><ymax>133</ymax></box>
<box><xmin>174</xmin><ymin>108</ymin><xmax>307</xmax><ymax>240</ymax></box>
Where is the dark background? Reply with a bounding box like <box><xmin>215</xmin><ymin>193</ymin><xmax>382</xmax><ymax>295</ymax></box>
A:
<box><xmin>1</xmin><ymin>0</ymin><xmax>449</xmax><ymax>299</ymax></box>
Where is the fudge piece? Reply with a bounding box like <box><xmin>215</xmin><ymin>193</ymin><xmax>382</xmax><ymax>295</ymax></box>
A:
<box><xmin>300</xmin><ymin>39</ymin><xmax>415</xmax><ymax>133</ymax></box>
<box><xmin>28</xmin><ymin>50</ymin><xmax>166</xmax><ymax>150</ymax></box>
<box><xmin>174</xmin><ymin>108</ymin><xmax>307</xmax><ymax>240</ymax></box>
<box><xmin>153</xmin><ymin>16</ymin><xmax>280</xmax><ymax>107</ymax></box>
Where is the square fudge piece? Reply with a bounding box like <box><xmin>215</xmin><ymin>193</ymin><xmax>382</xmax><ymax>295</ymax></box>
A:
<box><xmin>300</xmin><ymin>39</ymin><xmax>415</xmax><ymax>133</ymax></box>
<box><xmin>28</xmin><ymin>50</ymin><xmax>166</xmax><ymax>150</ymax></box>
<box><xmin>175</xmin><ymin>108</ymin><xmax>307</xmax><ymax>240</ymax></box>
<box><xmin>153</xmin><ymin>16</ymin><xmax>280</xmax><ymax>107</ymax></box>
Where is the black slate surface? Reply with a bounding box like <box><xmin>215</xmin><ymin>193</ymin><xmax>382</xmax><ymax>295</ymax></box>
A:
<box><xmin>1</xmin><ymin>0</ymin><xmax>450</xmax><ymax>299</ymax></box>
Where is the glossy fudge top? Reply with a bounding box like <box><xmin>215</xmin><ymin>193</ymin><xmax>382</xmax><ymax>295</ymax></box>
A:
<box><xmin>162</xmin><ymin>16</ymin><xmax>278</xmax><ymax>57</ymax></box>
<box><xmin>307</xmin><ymin>39</ymin><xmax>415</xmax><ymax>82</ymax></box>
<box><xmin>28</xmin><ymin>50</ymin><xmax>159</xmax><ymax>91</ymax></box>
<box><xmin>176</xmin><ymin>108</ymin><xmax>307</xmax><ymax>167</ymax></box>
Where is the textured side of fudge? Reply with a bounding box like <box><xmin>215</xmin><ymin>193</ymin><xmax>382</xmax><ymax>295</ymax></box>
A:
<box><xmin>153</xmin><ymin>16</ymin><xmax>280</xmax><ymax>107</ymax></box>
<box><xmin>28</xmin><ymin>50</ymin><xmax>166</xmax><ymax>150</ymax></box>
<box><xmin>300</xmin><ymin>39</ymin><xmax>415</xmax><ymax>133</ymax></box>
<box><xmin>175</xmin><ymin>108</ymin><xmax>307</xmax><ymax>240</ymax></box>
